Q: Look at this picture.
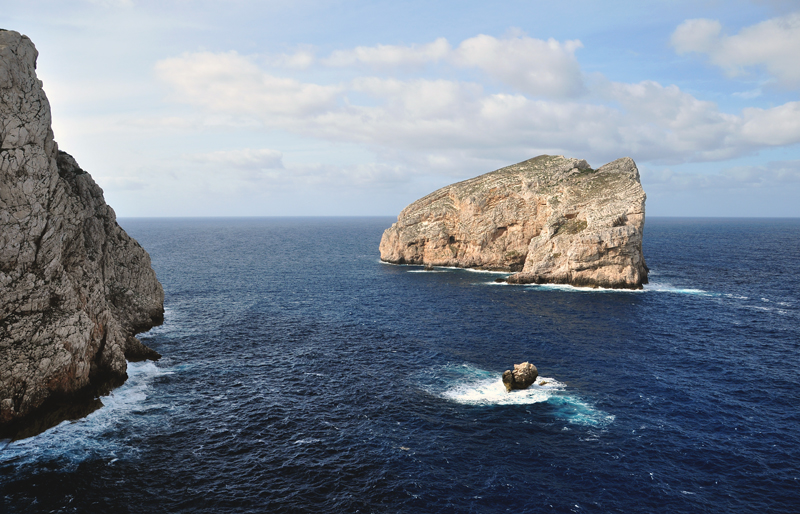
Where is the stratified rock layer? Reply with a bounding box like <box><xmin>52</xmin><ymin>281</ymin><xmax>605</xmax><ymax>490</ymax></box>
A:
<box><xmin>0</xmin><ymin>30</ymin><xmax>164</xmax><ymax>427</ymax></box>
<box><xmin>380</xmin><ymin>155</ymin><xmax>648</xmax><ymax>289</ymax></box>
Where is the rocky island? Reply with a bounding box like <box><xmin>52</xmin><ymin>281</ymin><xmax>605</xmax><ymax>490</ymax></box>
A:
<box><xmin>0</xmin><ymin>30</ymin><xmax>164</xmax><ymax>436</ymax></box>
<box><xmin>380</xmin><ymin>155</ymin><xmax>648</xmax><ymax>289</ymax></box>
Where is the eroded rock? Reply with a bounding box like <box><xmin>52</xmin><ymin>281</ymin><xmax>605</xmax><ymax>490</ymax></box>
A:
<box><xmin>0</xmin><ymin>30</ymin><xmax>164</xmax><ymax>432</ymax></box>
<box><xmin>502</xmin><ymin>362</ymin><xmax>538</xmax><ymax>392</ymax></box>
<box><xmin>379</xmin><ymin>155</ymin><xmax>648</xmax><ymax>289</ymax></box>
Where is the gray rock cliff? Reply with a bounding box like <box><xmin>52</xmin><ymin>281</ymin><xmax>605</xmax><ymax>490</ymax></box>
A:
<box><xmin>0</xmin><ymin>30</ymin><xmax>164</xmax><ymax>430</ymax></box>
<box><xmin>380</xmin><ymin>155</ymin><xmax>648</xmax><ymax>289</ymax></box>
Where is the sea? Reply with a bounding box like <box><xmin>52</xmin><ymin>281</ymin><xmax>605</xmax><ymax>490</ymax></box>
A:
<box><xmin>1</xmin><ymin>217</ymin><xmax>798</xmax><ymax>513</ymax></box>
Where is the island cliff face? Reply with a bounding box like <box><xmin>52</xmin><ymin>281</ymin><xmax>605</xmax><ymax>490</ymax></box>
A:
<box><xmin>380</xmin><ymin>155</ymin><xmax>648</xmax><ymax>289</ymax></box>
<box><xmin>0</xmin><ymin>30</ymin><xmax>164</xmax><ymax>428</ymax></box>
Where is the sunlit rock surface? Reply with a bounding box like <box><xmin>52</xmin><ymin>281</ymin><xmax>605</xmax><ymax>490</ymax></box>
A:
<box><xmin>380</xmin><ymin>154</ymin><xmax>648</xmax><ymax>289</ymax></box>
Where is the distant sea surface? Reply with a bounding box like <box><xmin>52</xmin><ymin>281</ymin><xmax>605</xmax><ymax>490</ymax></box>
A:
<box><xmin>2</xmin><ymin>217</ymin><xmax>799</xmax><ymax>513</ymax></box>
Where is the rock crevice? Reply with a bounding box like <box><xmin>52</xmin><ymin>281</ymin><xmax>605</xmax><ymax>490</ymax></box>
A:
<box><xmin>0</xmin><ymin>29</ymin><xmax>164</xmax><ymax>431</ymax></box>
<box><xmin>380</xmin><ymin>155</ymin><xmax>648</xmax><ymax>289</ymax></box>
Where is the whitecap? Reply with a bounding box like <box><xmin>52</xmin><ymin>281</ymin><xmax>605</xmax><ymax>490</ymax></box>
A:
<box><xmin>0</xmin><ymin>361</ymin><xmax>172</xmax><ymax>470</ymax></box>
<box><xmin>441</xmin><ymin>375</ymin><xmax>565</xmax><ymax>406</ymax></box>
<box><xmin>643</xmin><ymin>283</ymin><xmax>711</xmax><ymax>295</ymax></box>
<box><xmin>292</xmin><ymin>438</ymin><xmax>322</xmax><ymax>445</ymax></box>
<box><xmin>525</xmin><ymin>283</ymin><xmax>643</xmax><ymax>293</ymax></box>
<box><xmin>137</xmin><ymin>306</ymin><xmax>175</xmax><ymax>337</ymax></box>
<box><xmin>725</xmin><ymin>294</ymin><xmax>749</xmax><ymax>300</ymax></box>
<box><xmin>419</xmin><ymin>364</ymin><xmax>613</xmax><ymax>427</ymax></box>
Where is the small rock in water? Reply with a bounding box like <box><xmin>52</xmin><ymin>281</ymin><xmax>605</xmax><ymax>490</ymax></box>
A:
<box><xmin>502</xmin><ymin>362</ymin><xmax>538</xmax><ymax>392</ymax></box>
<box><xmin>424</xmin><ymin>264</ymin><xmax>435</xmax><ymax>271</ymax></box>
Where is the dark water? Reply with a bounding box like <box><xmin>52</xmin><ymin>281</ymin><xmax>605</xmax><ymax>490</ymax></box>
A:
<box><xmin>2</xmin><ymin>217</ymin><xmax>799</xmax><ymax>513</ymax></box>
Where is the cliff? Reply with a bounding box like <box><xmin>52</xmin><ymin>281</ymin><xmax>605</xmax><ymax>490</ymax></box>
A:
<box><xmin>380</xmin><ymin>155</ymin><xmax>648</xmax><ymax>289</ymax></box>
<box><xmin>0</xmin><ymin>30</ymin><xmax>164</xmax><ymax>432</ymax></box>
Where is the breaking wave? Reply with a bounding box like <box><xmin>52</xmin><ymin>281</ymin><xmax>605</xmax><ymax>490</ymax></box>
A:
<box><xmin>0</xmin><ymin>361</ymin><xmax>172</xmax><ymax>472</ymax></box>
<box><xmin>417</xmin><ymin>364</ymin><xmax>614</xmax><ymax>427</ymax></box>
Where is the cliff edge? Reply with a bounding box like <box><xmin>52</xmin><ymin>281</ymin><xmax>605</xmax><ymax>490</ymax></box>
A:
<box><xmin>380</xmin><ymin>155</ymin><xmax>648</xmax><ymax>289</ymax></box>
<box><xmin>0</xmin><ymin>30</ymin><xmax>164</xmax><ymax>431</ymax></box>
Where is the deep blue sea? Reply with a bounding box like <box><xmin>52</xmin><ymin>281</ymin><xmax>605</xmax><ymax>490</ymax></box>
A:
<box><xmin>1</xmin><ymin>217</ymin><xmax>799</xmax><ymax>513</ymax></box>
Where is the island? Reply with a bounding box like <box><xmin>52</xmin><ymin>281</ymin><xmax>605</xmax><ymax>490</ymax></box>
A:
<box><xmin>380</xmin><ymin>154</ymin><xmax>648</xmax><ymax>289</ymax></box>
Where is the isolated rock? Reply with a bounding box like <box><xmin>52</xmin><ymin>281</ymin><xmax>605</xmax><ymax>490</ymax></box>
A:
<box><xmin>380</xmin><ymin>155</ymin><xmax>648</xmax><ymax>289</ymax></box>
<box><xmin>0</xmin><ymin>30</ymin><xmax>164</xmax><ymax>430</ymax></box>
<box><xmin>502</xmin><ymin>362</ymin><xmax>538</xmax><ymax>392</ymax></box>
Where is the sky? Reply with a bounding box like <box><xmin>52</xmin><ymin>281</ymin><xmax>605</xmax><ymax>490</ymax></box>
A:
<box><xmin>2</xmin><ymin>0</ymin><xmax>799</xmax><ymax>217</ymax></box>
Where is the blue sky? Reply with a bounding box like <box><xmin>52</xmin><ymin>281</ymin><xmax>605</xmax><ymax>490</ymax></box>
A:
<box><xmin>3</xmin><ymin>0</ymin><xmax>799</xmax><ymax>216</ymax></box>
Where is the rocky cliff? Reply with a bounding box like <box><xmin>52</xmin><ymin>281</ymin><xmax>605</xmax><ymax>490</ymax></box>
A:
<box><xmin>0</xmin><ymin>30</ymin><xmax>164</xmax><ymax>431</ymax></box>
<box><xmin>380</xmin><ymin>155</ymin><xmax>648</xmax><ymax>289</ymax></box>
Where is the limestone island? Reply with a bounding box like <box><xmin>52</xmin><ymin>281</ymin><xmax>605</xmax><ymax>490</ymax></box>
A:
<box><xmin>0</xmin><ymin>30</ymin><xmax>164</xmax><ymax>438</ymax></box>
<box><xmin>380</xmin><ymin>155</ymin><xmax>648</xmax><ymax>289</ymax></box>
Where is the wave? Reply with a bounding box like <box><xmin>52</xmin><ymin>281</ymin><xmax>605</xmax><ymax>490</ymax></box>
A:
<box><xmin>492</xmin><ymin>280</ymin><xmax>709</xmax><ymax>296</ymax></box>
<box><xmin>417</xmin><ymin>364</ymin><xmax>613</xmax><ymax>427</ymax></box>
<box><xmin>643</xmin><ymin>282</ymin><xmax>710</xmax><ymax>295</ymax></box>
<box><xmin>137</xmin><ymin>306</ymin><xmax>175</xmax><ymax>337</ymax></box>
<box><xmin>0</xmin><ymin>361</ymin><xmax>172</xmax><ymax>471</ymax></box>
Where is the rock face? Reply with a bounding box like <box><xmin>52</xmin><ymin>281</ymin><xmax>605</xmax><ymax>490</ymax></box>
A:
<box><xmin>502</xmin><ymin>362</ymin><xmax>538</xmax><ymax>392</ymax></box>
<box><xmin>379</xmin><ymin>155</ymin><xmax>648</xmax><ymax>289</ymax></box>
<box><xmin>0</xmin><ymin>30</ymin><xmax>164</xmax><ymax>429</ymax></box>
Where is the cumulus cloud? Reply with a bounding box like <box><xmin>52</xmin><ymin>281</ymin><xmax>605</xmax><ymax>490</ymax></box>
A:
<box><xmin>318</xmin><ymin>34</ymin><xmax>585</xmax><ymax>98</ymax></box>
<box><xmin>154</xmin><ymin>30</ymin><xmax>800</xmax><ymax>174</ymax></box>
<box><xmin>156</xmin><ymin>49</ymin><xmax>800</xmax><ymax>166</ymax></box>
<box><xmin>740</xmin><ymin>101</ymin><xmax>800</xmax><ymax>145</ymax></box>
<box><xmin>671</xmin><ymin>12</ymin><xmax>800</xmax><ymax>88</ymax></box>
<box><xmin>155</xmin><ymin>51</ymin><xmax>342</xmax><ymax>118</ymax></box>
<box><xmin>452</xmin><ymin>34</ymin><xmax>585</xmax><ymax>98</ymax></box>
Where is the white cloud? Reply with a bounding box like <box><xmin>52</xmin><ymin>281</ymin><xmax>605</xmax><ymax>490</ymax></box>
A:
<box><xmin>323</xmin><ymin>38</ymin><xmax>451</xmax><ymax>67</ymax></box>
<box><xmin>264</xmin><ymin>48</ymin><xmax>316</xmax><ymax>69</ymax></box>
<box><xmin>155</xmin><ymin>51</ymin><xmax>342</xmax><ymax>118</ymax></box>
<box><xmin>740</xmin><ymin>101</ymin><xmax>800</xmax><ymax>145</ymax></box>
<box><xmin>318</xmin><ymin>34</ymin><xmax>585</xmax><ymax>98</ymax></box>
<box><xmin>452</xmin><ymin>34</ymin><xmax>585</xmax><ymax>98</ymax></box>
<box><xmin>671</xmin><ymin>12</ymin><xmax>800</xmax><ymax>88</ymax></box>
<box><xmin>155</xmin><ymin>35</ymin><xmax>800</xmax><ymax>173</ymax></box>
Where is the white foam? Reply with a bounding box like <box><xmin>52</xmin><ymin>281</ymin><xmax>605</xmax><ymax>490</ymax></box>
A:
<box><xmin>442</xmin><ymin>376</ymin><xmax>565</xmax><ymax>406</ymax></box>
<box><xmin>643</xmin><ymin>283</ymin><xmax>710</xmax><ymax>295</ymax></box>
<box><xmin>292</xmin><ymin>438</ymin><xmax>322</xmax><ymax>445</ymax></box>
<box><xmin>136</xmin><ymin>306</ymin><xmax>175</xmax><ymax>338</ymax></box>
<box><xmin>725</xmin><ymin>294</ymin><xmax>749</xmax><ymax>300</ymax></box>
<box><xmin>423</xmin><ymin>364</ymin><xmax>613</xmax><ymax>427</ymax></box>
<box><xmin>528</xmin><ymin>283</ymin><xmax>643</xmax><ymax>293</ymax></box>
<box><xmin>462</xmin><ymin>268</ymin><xmax>510</xmax><ymax>275</ymax></box>
<box><xmin>0</xmin><ymin>361</ymin><xmax>172</xmax><ymax>470</ymax></box>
